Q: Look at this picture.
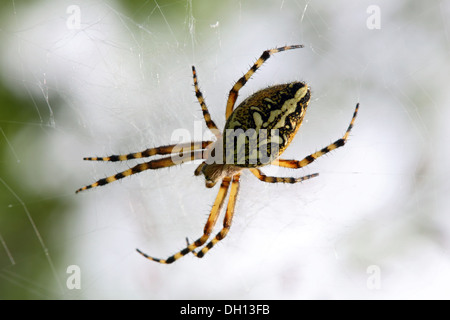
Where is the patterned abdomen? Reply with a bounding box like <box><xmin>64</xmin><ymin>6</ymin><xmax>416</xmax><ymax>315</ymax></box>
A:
<box><xmin>223</xmin><ymin>82</ymin><xmax>311</xmax><ymax>167</ymax></box>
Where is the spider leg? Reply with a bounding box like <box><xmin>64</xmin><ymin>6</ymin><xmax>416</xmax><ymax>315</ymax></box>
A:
<box><xmin>225</xmin><ymin>45</ymin><xmax>304</xmax><ymax>119</ymax></box>
<box><xmin>184</xmin><ymin>237</ymin><xmax>198</xmax><ymax>255</ymax></box>
<box><xmin>250</xmin><ymin>168</ymin><xmax>319</xmax><ymax>184</ymax></box>
<box><xmin>75</xmin><ymin>150</ymin><xmax>204</xmax><ymax>193</ymax></box>
<box><xmin>192</xmin><ymin>66</ymin><xmax>221</xmax><ymax>137</ymax></box>
<box><xmin>83</xmin><ymin>141</ymin><xmax>213</xmax><ymax>162</ymax></box>
<box><xmin>271</xmin><ymin>103</ymin><xmax>359</xmax><ymax>169</ymax></box>
<box><xmin>191</xmin><ymin>174</ymin><xmax>240</xmax><ymax>259</ymax></box>
<box><xmin>136</xmin><ymin>177</ymin><xmax>232</xmax><ymax>264</ymax></box>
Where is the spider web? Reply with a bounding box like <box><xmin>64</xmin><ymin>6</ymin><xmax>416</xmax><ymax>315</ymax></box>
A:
<box><xmin>0</xmin><ymin>0</ymin><xmax>449</xmax><ymax>299</ymax></box>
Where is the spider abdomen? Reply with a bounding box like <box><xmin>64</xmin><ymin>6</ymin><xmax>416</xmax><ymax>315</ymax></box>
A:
<box><xmin>223</xmin><ymin>82</ymin><xmax>311</xmax><ymax>167</ymax></box>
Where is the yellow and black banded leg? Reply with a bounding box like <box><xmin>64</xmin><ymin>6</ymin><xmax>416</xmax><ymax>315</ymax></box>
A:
<box><xmin>83</xmin><ymin>141</ymin><xmax>213</xmax><ymax>162</ymax></box>
<box><xmin>192</xmin><ymin>66</ymin><xmax>220</xmax><ymax>137</ymax></box>
<box><xmin>76</xmin><ymin>150</ymin><xmax>204</xmax><ymax>193</ymax></box>
<box><xmin>249</xmin><ymin>168</ymin><xmax>319</xmax><ymax>184</ymax></box>
<box><xmin>136</xmin><ymin>176</ymin><xmax>232</xmax><ymax>264</ymax></box>
<box><xmin>225</xmin><ymin>45</ymin><xmax>304</xmax><ymax>119</ymax></box>
<box><xmin>190</xmin><ymin>174</ymin><xmax>240</xmax><ymax>259</ymax></box>
<box><xmin>272</xmin><ymin>103</ymin><xmax>359</xmax><ymax>169</ymax></box>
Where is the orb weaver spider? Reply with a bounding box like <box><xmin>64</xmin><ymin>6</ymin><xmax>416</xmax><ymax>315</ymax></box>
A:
<box><xmin>76</xmin><ymin>45</ymin><xmax>359</xmax><ymax>264</ymax></box>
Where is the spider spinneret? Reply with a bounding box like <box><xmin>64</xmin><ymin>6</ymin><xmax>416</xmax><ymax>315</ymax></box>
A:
<box><xmin>76</xmin><ymin>45</ymin><xmax>359</xmax><ymax>264</ymax></box>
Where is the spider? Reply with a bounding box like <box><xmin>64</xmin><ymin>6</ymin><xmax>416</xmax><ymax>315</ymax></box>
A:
<box><xmin>76</xmin><ymin>45</ymin><xmax>359</xmax><ymax>264</ymax></box>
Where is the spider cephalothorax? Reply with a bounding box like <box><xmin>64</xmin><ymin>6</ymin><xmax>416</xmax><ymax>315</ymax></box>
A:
<box><xmin>76</xmin><ymin>45</ymin><xmax>359</xmax><ymax>264</ymax></box>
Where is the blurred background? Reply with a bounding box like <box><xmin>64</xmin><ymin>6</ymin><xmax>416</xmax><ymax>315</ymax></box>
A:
<box><xmin>0</xmin><ymin>0</ymin><xmax>449</xmax><ymax>299</ymax></box>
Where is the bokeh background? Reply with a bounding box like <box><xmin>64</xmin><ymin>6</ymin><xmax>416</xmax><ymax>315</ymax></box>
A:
<box><xmin>0</xmin><ymin>0</ymin><xmax>449</xmax><ymax>299</ymax></box>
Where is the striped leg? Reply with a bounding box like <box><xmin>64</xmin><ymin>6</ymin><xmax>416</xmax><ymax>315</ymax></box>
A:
<box><xmin>250</xmin><ymin>168</ymin><xmax>318</xmax><ymax>184</ymax></box>
<box><xmin>272</xmin><ymin>103</ymin><xmax>359</xmax><ymax>169</ymax></box>
<box><xmin>83</xmin><ymin>141</ymin><xmax>212</xmax><ymax>162</ymax></box>
<box><xmin>75</xmin><ymin>150</ymin><xmax>204</xmax><ymax>193</ymax></box>
<box><xmin>192</xmin><ymin>66</ymin><xmax>220</xmax><ymax>136</ymax></box>
<box><xmin>136</xmin><ymin>177</ymin><xmax>232</xmax><ymax>264</ymax></box>
<box><xmin>190</xmin><ymin>174</ymin><xmax>240</xmax><ymax>258</ymax></box>
<box><xmin>225</xmin><ymin>45</ymin><xmax>304</xmax><ymax>119</ymax></box>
